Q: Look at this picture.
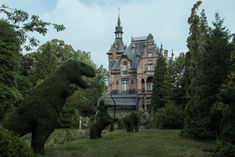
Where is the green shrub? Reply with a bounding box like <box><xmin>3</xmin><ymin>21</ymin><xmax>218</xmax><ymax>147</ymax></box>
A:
<box><xmin>124</xmin><ymin>112</ymin><xmax>140</xmax><ymax>132</ymax></box>
<box><xmin>90</xmin><ymin>100</ymin><xmax>113</xmax><ymax>139</ymax></box>
<box><xmin>0</xmin><ymin>127</ymin><xmax>34</xmax><ymax>157</ymax></box>
<box><xmin>214</xmin><ymin>140</ymin><xmax>235</xmax><ymax>157</ymax></box>
<box><xmin>153</xmin><ymin>103</ymin><xmax>184</xmax><ymax>129</ymax></box>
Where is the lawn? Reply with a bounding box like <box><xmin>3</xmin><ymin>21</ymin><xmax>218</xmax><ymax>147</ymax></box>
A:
<box><xmin>36</xmin><ymin>129</ymin><xmax>214</xmax><ymax>157</ymax></box>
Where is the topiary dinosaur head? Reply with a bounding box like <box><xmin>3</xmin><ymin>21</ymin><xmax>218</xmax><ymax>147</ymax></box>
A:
<box><xmin>57</xmin><ymin>60</ymin><xmax>95</xmax><ymax>89</ymax></box>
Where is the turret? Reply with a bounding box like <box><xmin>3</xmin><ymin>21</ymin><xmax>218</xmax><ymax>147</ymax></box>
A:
<box><xmin>115</xmin><ymin>8</ymin><xmax>123</xmax><ymax>39</ymax></box>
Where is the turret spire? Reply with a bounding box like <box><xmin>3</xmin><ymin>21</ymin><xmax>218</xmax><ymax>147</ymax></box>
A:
<box><xmin>115</xmin><ymin>7</ymin><xmax>123</xmax><ymax>39</ymax></box>
<box><xmin>118</xmin><ymin>7</ymin><xmax>121</xmax><ymax>26</ymax></box>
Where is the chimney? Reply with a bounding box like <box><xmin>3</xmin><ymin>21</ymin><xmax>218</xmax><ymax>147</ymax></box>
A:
<box><xmin>112</xmin><ymin>43</ymin><xmax>117</xmax><ymax>59</ymax></box>
<box><xmin>171</xmin><ymin>50</ymin><xmax>174</xmax><ymax>64</ymax></box>
<box><xmin>164</xmin><ymin>50</ymin><xmax>168</xmax><ymax>64</ymax></box>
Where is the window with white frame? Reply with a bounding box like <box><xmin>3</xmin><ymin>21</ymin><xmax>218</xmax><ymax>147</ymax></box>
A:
<box><xmin>146</xmin><ymin>82</ymin><xmax>153</xmax><ymax>91</ymax></box>
<box><xmin>121</xmin><ymin>80</ymin><xmax>128</xmax><ymax>91</ymax></box>
<box><xmin>146</xmin><ymin>60</ymin><xmax>153</xmax><ymax>71</ymax></box>
<box><xmin>121</xmin><ymin>64</ymin><xmax>128</xmax><ymax>76</ymax></box>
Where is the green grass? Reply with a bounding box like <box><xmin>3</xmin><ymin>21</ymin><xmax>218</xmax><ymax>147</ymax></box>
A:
<box><xmin>37</xmin><ymin>129</ymin><xmax>214</xmax><ymax>157</ymax></box>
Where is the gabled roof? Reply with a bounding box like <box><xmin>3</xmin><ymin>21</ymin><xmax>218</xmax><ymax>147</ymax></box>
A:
<box><xmin>125</xmin><ymin>38</ymin><xmax>147</xmax><ymax>69</ymax></box>
<box><xmin>109</xmin><ymin>35</ymin><xmax>158</xmax><ymax>70</ymax></box>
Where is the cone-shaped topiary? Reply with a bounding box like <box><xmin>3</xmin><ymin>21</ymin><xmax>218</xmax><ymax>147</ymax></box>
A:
<box><xmin>90</xmin><ymin>100</ymin><xmax>113</xmax><ymax>139</ymax></box>
<box><xmin>124</xmin><ymin>112</ymin><xmax>140</xmax><ymax>132</ymax></box>
<box><xmin>4</xmin><ymin>60</ymin><xmax>95</xmax><ymax>154</ymax></box>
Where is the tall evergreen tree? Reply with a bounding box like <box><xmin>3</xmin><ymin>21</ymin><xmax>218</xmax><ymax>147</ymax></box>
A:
<box><xmin>213</xmin><ymin>35</ymin><xmax>235</xmax><ymax>157</ymax></box>
<box><xmin>151</xmin><ymin>47</ymin><xmax>167</xmax><ymax>112</ymax></box>
<box><xmin>200</xmin><ymin>13</ymin><xmax>232</xmax><ymax>138</ymax></box>
<box><xmin>184</xmin><ymin>1</ymin><xmax>232</xmax><ymax>139</ymax></box>
<box><xmin>184</xmin><ymin>1</ymin><xmax>210</xmax><ymax>138</ymax></box>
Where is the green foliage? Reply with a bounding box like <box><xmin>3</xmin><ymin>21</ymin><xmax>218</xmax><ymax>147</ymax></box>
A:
<box><xmin>4</xmin><ymin>60</ymin><xmax>95</xmax><ymax>154</ymax></box>
<box><xmin>0</xmin><ymin>127</ymin><xmax>34</xmax><ymax>157</ymax></box>
<box><xmin>213</xmin><ymin>36</ymin><xmax>235</xmax><ymax>156</ymax></box>
<box><xmin>152</xmin><ymin>103</ymin><xmax>184</xmax><ymax>129</ymax></box>
<box><xmin>214</xmin><ymin>140</ymin><xmax>235</xmax><ymax>157</ymax></box>
<box><xmin>184</xmin><ymin>1</ymin><xmax>232</xmax><ymax>140</ymax></box>
<box><xmin>184</xmin><ymin>1</ymin><xmax>208</xmax><ymax>139</ymax></box>
<box><xmin>19</xmin><ymin>40</ymin><xmax>107</xmax><ymax>128</ymax></box>
<box><xmin>0</xmin><ymin>20</ymin><xmax>23</xmax><ymax>120</ymax></box>
<box><xmin>0</xmin><ymin>4</ymin><xmax>65</xmax><ymax>50</ymax></box>
<box><xmin>90</xmin><ymin>100</ymin><xmax>113</xmax><ymax>139</ymax></box>
<box><xmin>20</xmin><ymin>39</ymin><xmax>77</xmax><ymax>92</ymax></box>
<box><xmin>170</xmin><ymin>53</ymin><xmax>186</xmax><ymax>108</ymax></box>
<box><xmin>123</xmin><ymin>112</ymin><xmax>140</xmax><ymax>132</ymax></box>
<box><xmin>151</xmin><ymin>49</ymin><xmax>167</xmax><ymax>112</ymax></box>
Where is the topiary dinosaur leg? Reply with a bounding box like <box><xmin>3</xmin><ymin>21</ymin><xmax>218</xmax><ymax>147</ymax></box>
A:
<box><xmin>31</xmin><ymin>126</ymin><xmax>54</xmax><ymax>154</ymax></box>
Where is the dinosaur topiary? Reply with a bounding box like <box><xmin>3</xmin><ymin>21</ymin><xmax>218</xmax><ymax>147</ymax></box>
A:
<box><xmin>4</xmin><ymin>60</ymin><xmax>95</xmax><ymax>154</ymax></box>
<box><xmin>90</xmin><ymin>100</ymin><xmax>113</xmax><ymax>139</ymax></box>
<box><xmin>124</xmin><ymin>112</ymin><xmax>140</xmax><ymax>132</ymax></box>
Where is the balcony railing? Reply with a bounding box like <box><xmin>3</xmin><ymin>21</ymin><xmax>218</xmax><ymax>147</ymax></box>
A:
<box><xmin>111</xmin><ymin>90</ymin><xmax>137</xmax><ymax>94</ymax></box>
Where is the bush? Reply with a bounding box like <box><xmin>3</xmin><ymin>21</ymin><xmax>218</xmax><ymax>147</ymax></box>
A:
<box><xmin>124</xmin><ymin>112</ymin><xmax>140</xmax><ymax>132</ymax></box>
<box><xmin>152</xmin><ymin>103</ymin><xmax>184</xmax><ymax>129</ymax></box>
<box><xmin>90</xmin><ymin>100</ymin><xmax>113</xmax><ymax>139</ymax></box>
<box><xmin>214</xmin><ymin>140</ymin><xmax>235</xmax><ymax>157</ymax></box>
<box><xmin>0</xmin><ymin>127</ymin><xmax>34</xmax><ymax>157</ymax></box>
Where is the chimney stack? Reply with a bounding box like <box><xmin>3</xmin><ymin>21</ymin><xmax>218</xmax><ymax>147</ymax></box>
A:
<box><xmin>164</xmin><ymin>50</ymin><xmax>168</xmax><ymax>64</ymax></box>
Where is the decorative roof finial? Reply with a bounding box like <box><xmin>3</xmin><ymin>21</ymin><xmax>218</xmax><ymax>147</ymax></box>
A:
<box><xmin>117</xmin><ymin>7</ymin><xmax>121</xmax><ymax>26</ymax></box>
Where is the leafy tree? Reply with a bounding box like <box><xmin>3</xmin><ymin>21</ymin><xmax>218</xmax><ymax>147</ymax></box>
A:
<box><xmin>20</xmin><ymin>39</ymin><xmax>108</xmax><ymax>128</ymax></box>
<box><xmin>0</xmin><ymin>4</ymin><xmax>65</xmax><ymax>50</ymax></box>
<box><xmin>170</xmin><ymin>53</ymin><xmax>186</xmax><ymax>108</ymax></box>
<box><xmin>0</xmin><ymin>20</ymin><xmax>22</xmax><ymax>120</ymax></box>
<box><xmin>20</xmin><ymin>39</ymin><xmax>77</xmax><ymax>92</ymax></box>
<box><xmin>0</xmin><ymin>5</ymin><xmax>65</xmax><ymax>120</ymax></box>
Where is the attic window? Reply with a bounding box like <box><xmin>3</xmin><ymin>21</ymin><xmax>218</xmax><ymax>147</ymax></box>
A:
<box><xmin>147</xmin><ymin>51</ymin><xmax>152</xmax><ymax>57</ymax></box>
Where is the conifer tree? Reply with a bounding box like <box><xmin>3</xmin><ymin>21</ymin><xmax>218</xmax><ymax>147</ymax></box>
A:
<box><xmin>184</xmin><ymin>1</ymin><xmax>232</xmax><ymax>139</ymax></box>
<box><xmin>151</xmin><ymin>47</ymin><xmax>167</xmax><ymax>112</ymax></box>
<box><xmin>200</xmin><ymin>13</ymin><xmax>232</xmax><ymax>138</ymax></box>
<box><xmin>213</xmin><ymin>36</ymin><xmax>235</xmax><ymax>157</ymax></box>
<box><xmin>184</xmin><ymin>1</ymin><xmax>210</xmax><ymax>138</ymax></box>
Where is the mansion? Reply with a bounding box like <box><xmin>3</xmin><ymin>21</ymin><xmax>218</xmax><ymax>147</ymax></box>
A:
<box><xmin>106</xmin><ymin>16</ymin><xmax>173</xmax><ymax>113</ymax></box>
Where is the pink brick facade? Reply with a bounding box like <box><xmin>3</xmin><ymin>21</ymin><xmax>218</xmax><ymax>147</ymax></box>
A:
<box><xmin>106</xmin><ymin>16</ymin><xmax>172</xmax><ymax>112</ymax></box>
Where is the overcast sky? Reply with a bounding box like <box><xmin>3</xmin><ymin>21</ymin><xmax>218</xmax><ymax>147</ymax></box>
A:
<box><xmin>1</xmin><ymin>0</ymin><xmax>235</xmax><ymax>68</ymax></box>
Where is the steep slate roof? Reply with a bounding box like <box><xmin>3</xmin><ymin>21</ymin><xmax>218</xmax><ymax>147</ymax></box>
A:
<box><xmin>109</xmin><ymin>35</ymin><xmax>160</xmax><ymax>70</ymax></box>
<box><xmin>125</xmin><ymin>36</ymin><xmax>147</xmax><ymax>69</ymax></box>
